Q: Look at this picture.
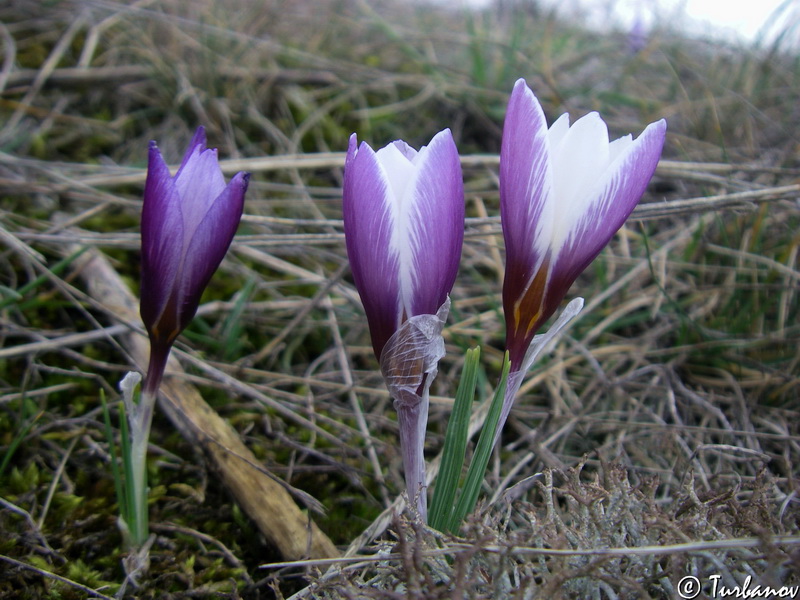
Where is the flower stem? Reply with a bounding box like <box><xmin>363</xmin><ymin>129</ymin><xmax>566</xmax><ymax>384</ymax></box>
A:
<box><xmin>128</xmin><ymin>391</ymin><xmax>154</xmax><ymax>547</ymax></box>
<box><xmin>395</xmin><ymin>389</ymin><xmax>429</xmax><ymax>521</ymax></box>
<box><xmin>120</xmin><ymin>341</ymin><xmax>171</xmax><ymax>547</ymax></box>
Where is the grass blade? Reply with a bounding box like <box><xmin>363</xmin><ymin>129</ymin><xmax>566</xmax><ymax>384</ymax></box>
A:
<box><xmin>100</xmin><ymin>390</ymin><xmax>127</xmax><ymax>525</ymax></box>
<box><xmin>0</xmin><ymin>247</ymin><xmax>89</xmax><ymax>311</ymax></box>
<box><xmin>0</xmin><ymin>411</ymin><xmax>42</xmax><ymax>480</ymax></box>
<box><xmin>447</xmin><ymin>352</ymin><xmax>511</xmax><ymax>533</ymax></box>
<box><xmin>429</xmin><ymin>346</ymin><xmax>481</xmax><ymax>531</ymax></box>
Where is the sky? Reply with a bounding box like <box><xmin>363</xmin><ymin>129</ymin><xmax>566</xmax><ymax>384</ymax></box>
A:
<box><xmin>575</xmin><ymin>0</ymin><xmax>797</xmax><ymax>45</ymax></box>
<box><xmin>452</xmin><ymin>0</ymin><xmax>799</xmax><ymax>46</ymax></box>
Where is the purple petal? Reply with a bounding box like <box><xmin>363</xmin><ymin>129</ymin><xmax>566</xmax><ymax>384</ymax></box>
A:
<box><xmin>402</xmin><ymin>129</ymin><xmax>464</xmax><ymax>318</ymax></box>
<box><xmin>342</xmin><ymin>134</ymin><xmax>402</xmax><ymax>359</ymax></box>
<box><xmin>176</xmin><ymin>126</ymin><xmax>207</xmax><ymax>176</ymax></box>
<box><xmin>176</xmin><ymin>171</ymin><xmax>249</xmax><ymax>332</ymax></box>
<box><xmin>174</xmin><ymin>146</ymin><xmax>229</xmax><ymax>236</ymax></box>
<box><xmin>500</xmin><ymin>79</ymin><xmax>553</xmax><ymax>296</ymax></box>
<box><xmin>140</xmin><ymin>141</ymin><xmax>184</xmax><ymax>334</ymax></box>
<box><xmin>500</xmin><ymin>80</ymin><xmax>554</xmax><ymax>364</ymax></box>
<box><xmin>390</xmin><ymin>139</ymin><xmax>418</xmax><ymax>161</ymax></box>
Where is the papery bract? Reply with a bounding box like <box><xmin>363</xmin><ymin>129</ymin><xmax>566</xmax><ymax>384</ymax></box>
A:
<box><xmin>342</xmin><ymin>129</ymin><xmax>464</xmax><ymax>519</ymax></box>
<box><xmin>140</xmin><ymin>126</ymin><xmax>249</xmax><ymax>395</ymax></box>
<box><xmin>380</xmin><ymin>300</ymin><xmax>449</xmax><ymax>520</ymax></box>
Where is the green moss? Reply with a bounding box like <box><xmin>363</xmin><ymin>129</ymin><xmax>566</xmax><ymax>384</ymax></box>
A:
<box><xmin>8</xmin><ymin>464</ymin><xmax>40</xmax><ymax>495</ymax></box>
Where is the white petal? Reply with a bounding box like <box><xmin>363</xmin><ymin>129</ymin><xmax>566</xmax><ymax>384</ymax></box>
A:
<box><xmin>549</xmin><ymin>112</ymin><xmax>611</xmax><ymax>256</ymax></box>
<box><xmin>391</xmin><ymin>130</ymin><xmax>463</xmax><ymax>319</ymax></box>
<box><xmin>608</xmin><ymin>134</ymin><xmax>633</xmax><ymax>163</ymax></box>
<box><xmin>546</xmin><ymin>112</ymin><xmax>571</xmax><ymax>150</ymax></box>
<box><xmin>376</xmin><ymin>142</ymin><xmax>418</xmax><ymax>210</ymax></box>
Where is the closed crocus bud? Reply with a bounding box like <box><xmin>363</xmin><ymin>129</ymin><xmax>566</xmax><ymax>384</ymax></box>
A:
<box><xmin>140</xmin><ymin>126</ymin><xmax>249</xmax><ymax>396</ymax></box>
<box><xmin>343</xmin><ymin>130</ymin><xmax>464</xmax><ymax>362</ymax></box>
<box><xmin>497</xmin><ymin>79</ymin><xmax>665</xmax><ymax>438</ymax></box>
<box><xmin>342</xmin><ymin>130</ymin><xmax>464</xmax><ymax>520</ymax></box>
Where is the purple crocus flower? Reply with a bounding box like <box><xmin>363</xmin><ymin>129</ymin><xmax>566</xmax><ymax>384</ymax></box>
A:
<box><xmin>627</xmin><ymin>14</ymin><xmax>648</xmax><ymax>54</ymax></box>
<box><xmin>140</xmin><ymin>126</ymin><xmax>249</xmax><ymax>396</ymax></box>
<box><xmin>497</xmin><ymin>79</ymin><xmax>666</xmax><ymax>440</ymax></box>
<box><xmin>121</xmin><ymin>126</ymin><xmax>248</xmax><ymax>547</ymax></box>
<box><xmin>342</xmin><ymin>129</ymin><xmax>464</xmax><ymax>520</ymax></box>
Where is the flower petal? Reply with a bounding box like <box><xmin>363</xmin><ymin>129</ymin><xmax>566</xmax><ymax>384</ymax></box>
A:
<box><xmin>545</xmin><ymin>113</ymin><xmax>571</xmax><ymax>149</ymax></box>
<box><xmin>174</xmin><ymin>145</ymin><xmax>228</xmax><ymax>238</ymax></box>
<box><xmin>398</xmin><ymin>129</ymin><xmax>464</xmax><ymax>318</ymax></box>
<box><xmin>343</xmin><ymin>134</ymin><xmax>402</xmax><ymax>359</ymax></box>
<box><xmin>375</xmin><ymin>141</ymin><xmax>418</xmax><ymax>213</ymax></box>
<box><xmin>176</xmin><ymin>126</ymin><xmax>208</xmax><ymax>175</ymax></box>
<box><xmin>140</xmin><ymin>141</ymin><xmax>184</xmax><ymax>333</ymax></box>
<box><xmin>500</xmin><ymin>80</ymin><xmax>554</xmax><ymax>348</ymax></box>
<box><xmin>548</xmin><ymin>118</ymin><xmax>666</xmax><ymax>298</ymax></box>
<box><xmin>549</xmin><ymin>112</ymin><xmax>610</xmax><ymax>234</ymax></box>
<box><xmin>176</xmin><ymin>171</ymin><xmax>249</xmax><ymax>332</ymax></box>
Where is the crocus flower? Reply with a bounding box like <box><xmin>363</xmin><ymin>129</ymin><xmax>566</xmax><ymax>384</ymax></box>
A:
<box><xmin>122</xmin><ymin>126</ymin><xmax>248</xmax><ymax>547</ymax></box>
<box><xmin>140</xmin><ymin>126</ymin><xmax>249</xmax><ymax>396</ymax></box>
<box><xmin>497</xmin><ymin>79</ymin><xmax>665</xmax><ymax>440</ymax></box>
<box><xmin>342</xmin><ymin>130</ymin><xmax>464</xmax><ymax>519</ymax></box>
<box><xmin>627</xmin><ymin>13</ymin><xmax>648</xmax><ymax>54</ymax></box>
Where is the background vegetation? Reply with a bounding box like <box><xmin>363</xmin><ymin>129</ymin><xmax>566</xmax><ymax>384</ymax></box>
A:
<box><xmin>0</xmin><ymin>0</ymin><xmax>798</xmax><ymax>597</ymax></box>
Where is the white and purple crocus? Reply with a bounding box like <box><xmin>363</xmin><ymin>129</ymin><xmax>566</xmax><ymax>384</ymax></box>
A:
<box><xmin>342</xmin><ymin>130</ymin><xmax>464</xmax><ymax>520</ymax></box>
<box><xmin>497</xmin><ymin>79</ymin><xmax>666</xmax><ymax>442</ymax></box>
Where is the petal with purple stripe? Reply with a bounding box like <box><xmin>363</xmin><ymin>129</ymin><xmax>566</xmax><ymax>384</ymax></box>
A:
<box><xmin>397</xmin><ymin>129</ymin><xmax>464</xmax><ymax>319</ymax></box>
<box><xmin>342</xmin><ymin>134</ymin><xmax>402</xmax><ymax>359</ymax></box>
<box><xmin>549</xmin><ymin>118</ymin><xmax>666</xmax><ymax>294</ymax></box>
